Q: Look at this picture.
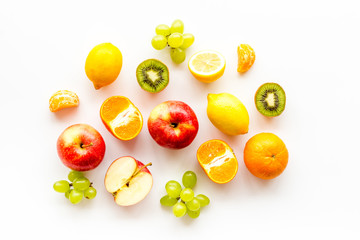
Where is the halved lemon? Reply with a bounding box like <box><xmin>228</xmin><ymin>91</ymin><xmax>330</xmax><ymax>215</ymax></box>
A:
<box><xmin>188</xmin><ymin>50</ymin><xmax>226</xmax><ymax>83</ymax></box>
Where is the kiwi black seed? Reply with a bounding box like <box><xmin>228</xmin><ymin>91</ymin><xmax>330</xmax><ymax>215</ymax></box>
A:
<box><xmin>136</xmin><ymin>59</ymin><xmax>169</xmax><ymax>93</ymax></box>
<box><xmin>254</xmin><ymin>82</ymin><xmax>286</xmax><ymax>117</ymax></box>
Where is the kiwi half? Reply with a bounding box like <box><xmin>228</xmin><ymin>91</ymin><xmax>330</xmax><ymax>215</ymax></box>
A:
<box><xmin>136</xmin><ymin>59</ymin><xmax>169</xmax><ymax>93</ymax></box>
<box><xmin>255</xmin><ymin>82</ymin><xmax>286</xmax><ymax>117</ymax></box>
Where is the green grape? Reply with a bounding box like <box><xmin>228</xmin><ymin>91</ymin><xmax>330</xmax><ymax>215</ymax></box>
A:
<box><xmin>65</xmin><ymin>191</ymin><xmax>70</xmax><ymax>199</ymax></box>
<box><xmin>180</xmin><ymin>188</ymin><xmax>194</xmax><ymax>202</ymax></box>
<box><xmin>196</xmin><ymin>194</ymin><xmax>210</xmax><ymax>207</ymax></box>
<box><xmin>185</xmin><ymin>198</ymin><xmax>201</xmax><ymax>211</ymax></box>
<box><xmin>182</xmin><ymin>171</ymin><xmax>197</xmax><ymax>188</ymax></box>
<box><xmin>165</xmin><ymin>180</ymin><xmax>182</xmax><ymax>198</ymax></box>
<box><xmin>72</xmin><ymin>177</ymin><xmax>90</xmax><ymax>191</ymax></box>
<box><xmin>69</xmin><ymin>189</ymin><xmax>83</xmax><ymax>204</ymax></box>
<box><xmin>180</xmin><ymin>33</ymin><xmax>195</xmax><ymax>49</ymax></box>
<box><xmin>84</xmin><ymin>187</ymin><xmax>97</xmax><ymax>199</ymax></box>
<box><xmin>151</xmin><ymin>35</ymin><xmax>167</xmax><ymax>50</ymax></box>
<box><xmin>172</xmin><ymin>202</ymin><xmax>187</xmax><ymax>217</ymax></box>
<box><xmin>187</xmin><ymin>209</ymin><xmax>200</xmax><ymax>219</ymax></box>
<box><xmin>170</xmin><ymin>19</ymin><xmax>184</xmax><ymax>34</ymax></box>
<box><xmin>155</xmin><ymin>24</ymin><xmax>170</xmax><ymax>36</ymax></box>
<box><xmin>170</xmin><ymin>48</ymin><xmax>186</xmax><ymax>64</ymax></box>
<box><xmin>168</xmin><ymin>33</ymin><xmax>184</xmax><ymax>48</ymax></box>
<box><xmin>160</xmin><ymin>195</ymin><xmax>178</xmax><ymax>206</ymax></box>
<box><xmin>53</xmin><ymin>180</ymin><xmax>70</xmax><ymax>193</ymax></box>
<box><xmin>68</xmin><ymin>170</ymin><xmax>84</xmax><ymax>182</ymax></box>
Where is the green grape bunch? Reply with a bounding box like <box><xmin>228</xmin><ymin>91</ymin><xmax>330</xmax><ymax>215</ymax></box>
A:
<box><xmin>160</xmin><ymin>170</ymin><xmax>210</xmax><ymax>219</ymax></box>
<box><xmin>53</xmin><ymin>170</ymin><xmax>97</xmax><ymax>205</ymax></box>
<box><xmin>151</xmin><ymin>19</ymin><xmax>195</xmax><ymax>64</ymax></box>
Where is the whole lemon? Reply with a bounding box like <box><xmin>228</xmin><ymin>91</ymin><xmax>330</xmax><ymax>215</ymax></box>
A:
<box><xmin>207</xmin><ymin>93</ymin><xmax>249</xmax><ymax>135</ymax></box>
<box><xmin>85</xmin><ymin>43</ymin><xmax>122</xmax><ymax>90</ymax></box>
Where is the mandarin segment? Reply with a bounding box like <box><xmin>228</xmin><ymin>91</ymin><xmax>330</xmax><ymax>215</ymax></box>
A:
<box><xmin>100</xmin><ymin>96</ymin><xmax>143</xmax><ymax>141</ymax></box>
<box><xmin>197</xmin><ymin>140</ymin><xmax>238</xmax><ymax>184</ymax></box>
<box><xmin>244</xmin><ymin>133</ymin><xmax>288</xmax><ymax>180</ymax></box>
<box><xmin>49</xmin><ymin>90</ymin><xmax>79</xmax><ymax>112</ymax></box>
<box><xmin>237</xmin><ymin>44</ymin><xmax>255</xmax><ymax>73</ymax></box>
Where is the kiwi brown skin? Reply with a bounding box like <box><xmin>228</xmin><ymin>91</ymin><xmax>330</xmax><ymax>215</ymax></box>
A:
<box><xmin>136</xmin><ymin>59</ymin><xmax>169</xmax><ymax>93</ymax></box>
<box><xmin>254</xmin><ymin>82</ymin><xmax>286</xmax><ymax>117</ymax></box>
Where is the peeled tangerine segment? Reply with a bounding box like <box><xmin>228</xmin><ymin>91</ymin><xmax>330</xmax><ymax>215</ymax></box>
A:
<box><xmin>105</xmin><ymin>157</ymin><xmax>137</xmax><ymax>193</ymax></box>
<box><xmin>49</xmin><ymin>90</ymin><xmax>79</xmax><ymax>112</ymax></box>
<box><xmin>100</xmin><ymin>96</ymin><xmax>143</xmax><ymax>140</ymax></box>
<box><xmin>237</xmin><ymin>44</ymin><xmax>255</xmax><ymax>73</ymax></box>
<box><xmin>197</xmin><ymin>140</ymin><xmax>238</xmax><ymax>184</ymax></box>
<box><xmin>115</xmin><ymin>172</ymin><xmax>153</xmax><ymax>206</ymax></box>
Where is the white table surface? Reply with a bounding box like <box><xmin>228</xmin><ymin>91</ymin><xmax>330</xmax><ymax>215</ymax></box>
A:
<box><xmin>1</xmin><ymin>0</ymin><xmax>359</xmax><ymax>239</ymax></box>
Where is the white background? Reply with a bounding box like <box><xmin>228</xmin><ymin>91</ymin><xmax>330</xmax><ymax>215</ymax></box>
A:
<box><xmin>1</xmin><ymin>0</ymin><xmax>359</xmax><ymax>239</ymax></box>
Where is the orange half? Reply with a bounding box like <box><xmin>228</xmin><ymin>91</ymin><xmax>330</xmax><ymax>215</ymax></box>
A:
<box><xmin>100</xmin><ymin>96</ymin><xmax>143</xmax><ymax>141</ymax></box>
<box><xmin>49</xmin><ymin>90</ymin><xmax>79</xmax><ymax>112</ymax></box>
<box><xmin>197</xmin><ymin>139</ymin><xmax>238</xmax><ymax>184</ymax></box>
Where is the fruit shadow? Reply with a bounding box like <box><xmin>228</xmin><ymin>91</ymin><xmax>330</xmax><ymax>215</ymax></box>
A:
<box><xmin>51</xmin><ymin>107</ymin><xmax>79</xmax><ymax>121</ymax></box>
<box><xmin>191</xmin><ymin>79</ymin><xmax>218</xmax><ymax>94</ymax></box>
<box><xmin>240</xmin><ymin>168</ymin><xmax>273</xmax><ymax>194</ymax></box>
<box><xmin>112</xmin><ymin>133</ymin><xmax>142</xmax><ymax>153</ymax></box>
<box><xmin>111</xmin><ymin>196</ymin><xmax>155</xmax><ymax>218</ymax></box>
<box><xmin>256</xmin><ymin>114</ymin><xmax>277</xmax><ymax>125</ymax></box>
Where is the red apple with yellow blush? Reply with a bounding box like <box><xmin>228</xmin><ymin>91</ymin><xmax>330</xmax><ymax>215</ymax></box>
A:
<box><xmin>57</xmin><ymin>124</ymin><xmax>106</xmax><ymax>171</ymax></box>
<box><xmin>147</xmin><ymin>101</ymin><xmax>199</xmax><ymax>149</ymax></box>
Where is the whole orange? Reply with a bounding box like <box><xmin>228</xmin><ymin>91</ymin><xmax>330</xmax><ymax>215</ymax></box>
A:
<box><xmin>244</xmin><ymin>133</ymin><xmax>288</xmax><ymax>180</ymax></box>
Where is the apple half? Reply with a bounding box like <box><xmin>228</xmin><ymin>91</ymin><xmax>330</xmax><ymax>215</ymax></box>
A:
<box><xmin>104</xmin><ymin>156</ymin><xmax>153</xmax><ymax>206</ymax></box>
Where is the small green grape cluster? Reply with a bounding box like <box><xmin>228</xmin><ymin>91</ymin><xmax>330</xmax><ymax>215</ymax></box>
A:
<box><xmin>151</xmin><ymin>19</ymin><xmax>195</xmax><ymax>64</ymax></box>
<box><xmin>160</xmin><ymin>171</ymin><xmax>210</xmax><ymax>219</ymax></box>
<box><xmin>53</xmin><ymin>170</ymin><xmax>97</xmax><ymax>204</ymax></box>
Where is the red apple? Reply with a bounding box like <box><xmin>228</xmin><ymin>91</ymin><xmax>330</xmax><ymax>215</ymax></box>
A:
<box><xmin>57</xmin><ymin>124</ymin><xmax>106</xmax><ymax>171</ymax></box>
<box><xmin>148</xmin><ymin>100</ymin><xmax>199</xmax><ymax>149</ymax></box>
<box><xmin>104</xmin><ymin>156</ymin><xmax>153</xmax><ymax>206</ymax></box>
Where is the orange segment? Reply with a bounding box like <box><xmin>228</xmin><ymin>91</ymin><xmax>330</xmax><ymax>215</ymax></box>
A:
<box><xmin>49</xmin><ymin>90</ymin><xmax>79</xmax><ymax>112</ymax></box>
<box><xmin>100</xmin><ymin>96</ymin><xmax>143</xmax><ymax>141</ymax></box>
<box><xmin>237</xmin><ymin>44</ymin><xmax>255</xmax><ymax>73</ymax></box>
<box><xmin>197</xmin><ymin>139</ymin><xmax>238</xmax><ymax>184</ymax></box>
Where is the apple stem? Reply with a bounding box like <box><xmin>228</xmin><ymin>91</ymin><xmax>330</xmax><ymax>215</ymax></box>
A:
<box><xmin>170</xmin><ymin>123</ymin><xmax>178</xmax><ymax>128</ymax></box>
<box><xmin>132</xmin><ymin>162</ymin><xmax>152</xmax><ymax>178</ymax></box>
<box><xmin>80</xmin><ymin>143</ymin><xmax>93</xmax><ymax>148</ymax></box>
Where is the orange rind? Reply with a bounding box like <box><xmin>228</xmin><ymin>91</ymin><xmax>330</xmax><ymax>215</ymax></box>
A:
<box><xmin>244</xmin><ymin>133</ymin><xmax>288</xmax><ymax>180</ymax></box>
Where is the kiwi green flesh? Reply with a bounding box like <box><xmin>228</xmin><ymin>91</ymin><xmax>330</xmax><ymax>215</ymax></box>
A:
<box><xmin>136</xmin><ymin>59</ymin><xmax>169</xmax><ymax>93</ymax></box>
<box><xmin>255</xmin><ymin>83</ymin><xmax>286</xmax><ymax>117</ymax></box>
